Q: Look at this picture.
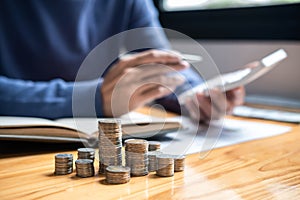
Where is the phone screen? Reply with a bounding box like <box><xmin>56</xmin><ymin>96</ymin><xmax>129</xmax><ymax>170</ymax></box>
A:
<box><xmin>261</xmin><ymin>49</ymin><xmax>287</xmax><ymax>67</ymax></box>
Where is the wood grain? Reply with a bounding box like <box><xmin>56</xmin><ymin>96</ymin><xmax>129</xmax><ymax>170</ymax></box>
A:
<box><xmin>0</xmin><ymin>110</ymin><xmax>299</xmax><ymax>199</ymax></box>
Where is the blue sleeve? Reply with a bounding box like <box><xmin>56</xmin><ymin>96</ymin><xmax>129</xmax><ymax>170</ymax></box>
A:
<box><xmin>123</xmin><ymin>0</ymin><xmax>171</xmax><ymax>50</ymax></box>
<box><xmin>0</xmin><ymin>76</ymin><xmax>103</xmax><ymax>119</ymax></box>
<box><xmin>128</xmin><ymin>0</ymin><xmax>162</xmax><ymax>29</ymax></box>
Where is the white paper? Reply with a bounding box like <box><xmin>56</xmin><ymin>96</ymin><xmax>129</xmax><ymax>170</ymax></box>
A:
<box><xmin>155</xmin><ymin>116</ymin><xmax>291</xmax><ymax>155</ymax></box>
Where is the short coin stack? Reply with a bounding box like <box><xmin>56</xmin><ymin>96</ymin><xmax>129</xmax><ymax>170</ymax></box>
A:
<box><xmin>98</xmin><ymin>119</ymin><xmax>122</xmax><ymax>174</ymax></box>
<box><xmin>54</xmin><ymin>154</ymin><xmax>73</xmax><ymax>175</ymax></box>
<box><xmin>173</xmin><ymin>155</ymin><xmax>185</xmax><ymax>172</ymax></box>
<box><xmin>156</xmin><ymin>154</ymin><xmax>174</xmax><ymax>177</ymax></box>
<box><xmin>75</xmin><ymin>159</ymin><xmax>95</xmax><ymax>178</ymax></box>
<box><xmin>148</xmin><ymin>141</ymin><xmax>161</xmax><ymax>151</ymax></box>
<box><xmin>77</xmin><ymin>148</ymin><xmax>95</xmax><ymax>161</ymax></box>
<box><xmin>148</xmin><ymin>151</ymin><xmax>162</xmax><ymax>172</ymax></box>
<box><xmin>105</xmin><ymin>166</ymin><xmax>131</xmax><ymax>184</ymax></box>
<box><xmin>125</xmin><ymin>139</ymin><xmax>149</xmax><ymax>176</ymax></box>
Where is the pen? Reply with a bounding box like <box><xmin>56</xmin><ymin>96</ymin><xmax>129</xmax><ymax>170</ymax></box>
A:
<box><xmin>181</xmin><ymin>53</ymin><xmax>203</xmax><ymax>63</ymax></box>
<box><xmin>121</xmin><ymin>52</ymin><xmax>202</xmax><ymax>63</ymax></box>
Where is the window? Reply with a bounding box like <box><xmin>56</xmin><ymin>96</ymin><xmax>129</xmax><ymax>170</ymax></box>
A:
<box><xmin>162</xmin><ymin>0</ymin><xmax>300</xmax><ymax>11</ymax></box>
<box><xmin>153</xmin><ymin>0</ymin><xmax>300</xmax><ymax>40</ymax></box>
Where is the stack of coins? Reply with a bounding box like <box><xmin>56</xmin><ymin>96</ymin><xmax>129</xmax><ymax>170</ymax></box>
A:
<box><xmin>148</xmin><ymin>151</ymin><xmax>162</xmax><ymax>172</ymax></box>
<box><xmin>75</xmin><ymin>159</ymin><xmax>95</xmax><ymax>178</ymax></box>
<box><xmin>98</xmin><ymin>119</ymin><xmax>122</xmax><ymax>174</ymax></box>
<box><xmin>77</xmin><ymin>148</ymin><xmax>95</xmax><ymax>161</ymax></box>
<box><xmin>125</xmin><ymin>139</ymin><xmax>149</xmax><ymax>176</ymax></box>
<box><xmin>148</xmin><ymin>141</ymin><xmax>161</xmax><ymax>151</ymax></box>
<box><xmin>173</xmin><ymin>155</ymin><xmax>185</xmax><ymax>172</ymax></box>
<box><xmin>156</xmin><ymin>154</ymin><xmax>174</xmax><ymax>177</ymax></box>
<box><xmin>105</xmin><ymin>166</ymin><xmax>131</xmax><ymax>184</ymax></box>
<box><xmin>54</xmin><ymin>154</ymin><xmax>73</xmax><ymax>175</ymax></box>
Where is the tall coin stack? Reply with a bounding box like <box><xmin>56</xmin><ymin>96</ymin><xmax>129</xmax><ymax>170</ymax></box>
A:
<box><xmin>148</xmin><ymin>141</ymin><xmax>161</xmax><ymax>151</ymax></box>
<box><xmin>75</xmin><ymin>159</ymin><xmax>95</xmax><ymax>178</ymax></box>
<box><xmin>148</xmin><ymin>151</ymin><xmax>162</xmax><ymax>172</ymax></box>
<box><xmin>125</xmin><ymin>139</ymin><xmax>149</xmax><ymax>176</ymax></box>
<box><xmin>98</xmin><ymin>119</ymin><xmax>122</xmax><ymax>174</ymax></box>
<box><xmin>173</xmin><ymin>155</ymin><xmax>185</xmax><ymax>172</ymax></box>
<box><xmin>156</xmin><ymin>154</ymin><xmax>174</xmax><ymax>177</ymax></box>
<box><xmin>77</xmin><ymin>148</ymin><xmax>95</xmax><ymax>161</ymax></box>
<box><xmin>54</xmin><ymin>154</ymin><xmax>73</xmax><ymax>175</ymax></box>
<box><xmin>105</xmin><ymin>166</ymin><xmax>131</xmax><ymax>184</ymax></box>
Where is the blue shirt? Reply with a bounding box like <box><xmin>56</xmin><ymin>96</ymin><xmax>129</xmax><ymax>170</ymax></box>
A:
<box><xmin>0</xmin><ymin>0</ymin><xmax>201</xmax><ymax>119</ymax></box>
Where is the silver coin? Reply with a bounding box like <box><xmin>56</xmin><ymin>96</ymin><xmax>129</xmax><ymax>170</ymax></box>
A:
<box><xmin>106</xmin><ymin>166</ymin><xmax>130</xmax><ymax>173</ymax></box>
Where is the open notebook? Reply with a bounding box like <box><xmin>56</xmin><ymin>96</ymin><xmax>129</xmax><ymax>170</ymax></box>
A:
<box><xmin>0</xmin><ymin>112</ymin><xmax>292</xmax><ymax>154</ymax></box>
<box><xmin>0</xmin><ymin>112</ymin><xmax>181</xmax><ymax>144</ymax></box>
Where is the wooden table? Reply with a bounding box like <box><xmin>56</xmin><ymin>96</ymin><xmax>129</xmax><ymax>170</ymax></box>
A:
<box><xmin>1</xmin><ymin>108</ymin><xmax>300</xmax><ymax>200</ymax></box>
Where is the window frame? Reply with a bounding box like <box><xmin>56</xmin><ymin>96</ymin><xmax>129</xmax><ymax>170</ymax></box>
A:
<box><xmin>153</xmin><ymin>1</ymin><xmax>300</xmax><ymax>40</ymax></box>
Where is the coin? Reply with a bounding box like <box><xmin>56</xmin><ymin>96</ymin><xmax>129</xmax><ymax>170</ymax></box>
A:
<box><xmin>55</xmin><ymin>153</ymin><xmax>73</xmax><ymax>161</ymax></box>
<box><xmin>75</xmin><ymin>159</ymin><xmax>94</xmax><ymax>178</ymax></box>
<box><xmin>54</xmin><ymin>153</ymin><xmax>73</xmax><ymax>175</ymax></box>
<box><xmin>105</xmin><ymin>165</ymin><xmax>131</xmax><ymax>184</ymax></box>
<box><xmin>156</xmin><ymin>154</ymin><xmax>174</xmax><ymax>177</ymax></box>
<box><xmin>148</xmin><ymin>151</ymin><xmax>162</xmax><ymax>172</ymax></box>
<box><xmin>148</xmin><ymin>141</ymin><xmax>161</xmax><ymax>151</ymax></box>
<box><xmin>125</xmin><ymin>139</ymin><xmax>149</xmax><ymax>176</ymax></box>
<box><xmin>171</xmin><ymin>155</ymin><xmax>185</xmax><ymax>172</ymax></box>
<box><xmin>98</xmin><ymin>118</ymin><xmax>123</xmax><ymax>174</ymax></box>
<box><xmin>77</xmin><ymin>148</ymin><xmax>95</xmax><ymax>161</ymax></box>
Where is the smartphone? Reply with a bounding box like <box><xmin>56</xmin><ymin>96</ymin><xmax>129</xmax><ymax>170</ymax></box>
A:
<box><xmin>178</xmin><ymin>49</ymin><xmax>288</xmax><ymax>104</ymax></box>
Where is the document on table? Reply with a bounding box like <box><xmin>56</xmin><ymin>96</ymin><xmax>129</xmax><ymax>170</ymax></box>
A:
<box><xmin>144</xmin><ymin>115</ymin><xmax>292</xmax><ymax>156</ymax></box>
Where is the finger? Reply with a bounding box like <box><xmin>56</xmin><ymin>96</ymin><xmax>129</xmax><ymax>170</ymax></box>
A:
<box><xmin>209</xmin><ymin>89</ymin><xmax>227</xmax><ymax>115</ymax></box>
<box><xmin>137</xmin><ymin>83</ymin><xmax>178</xmax><ymax>97</ymax></box>
<box><xmin>134</xmin><ymin>83</ymin><xmax>159</xmax><ymax>95</ymax></box>
<box><xmin>226</xmin><ymin>86</ymin><xmax>245</xmax><ymax>106</ymax></box>
<box><xmin>137</xmin><ymin>86</ymin><xmax>173</xmax><ymax>105</ymax></box>
<box><xmin>195</xmin><ymin>93</ymin><xmax>213</xmax><ymax>120</ymax></box>
<box><xmin>196</xmin><ymin>92</ymin><xmax>224</xmax><ymax>120</ymax></box>
<box><xmin>185</xmin><ymin>98</ymin><xmax>199</xmax><ymax>121</ymax></box>
<box><xmin>135</xmin><ymin>63</ymin><xmax>189</xmax><ymax>80</ymax></box>
<box><xmin>225</xmin><ymin>87</ymin><xmax>245</xmax><ymax>115</ymax></box>
<box><xmin>139</xmin><ymin>74</ymin><xmax>185</xmax><ymax>89</ymax></box>
<box><xmin>104</xmin><ymin>62</ymin><xmax>188</xmax><ymax>93</ymax></box>
<box><xmin>103</xmin><ymin>67</ymin><xmax>146</xmax><ymax>94</ymax></box>
<box><xmin>103</xmin><ymin>69</ymin><xmax>185</xmax><ymax>96</ymax></box>
<box><xmin>243</xmin><ymin>61</ymin><xmax>260</xmax><ymax>69</ymax></box>
<box><xmin>186</xmin><ymin>95</ymin><xmax>210</xmax><ymax>122</ymax></box>
<box><xmin>188</xmin><ymin>97</ymin><xmax>207</xmax><ymax>122</ymax></box>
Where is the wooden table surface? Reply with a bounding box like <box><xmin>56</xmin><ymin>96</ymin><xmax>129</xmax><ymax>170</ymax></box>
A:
<box><xmin>0</xmin><ymin>108</ymin><xmax>300</xmax><ymax>200</ymax></box>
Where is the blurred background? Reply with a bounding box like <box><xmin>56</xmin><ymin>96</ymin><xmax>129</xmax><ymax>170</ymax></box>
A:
<box><xmin>154</xmin><ymin>0</ymin><xmax>300</xmax><ymax>110</ymax></box>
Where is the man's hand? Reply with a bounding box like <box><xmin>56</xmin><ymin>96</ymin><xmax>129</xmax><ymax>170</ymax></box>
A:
<box><xmin>184</xmin><ymin>61</ymin><xmax>257</xmax><ymax>122</ymax></box>
<box><xmin>101</xmin><ymin>50</ymin><xmax>189</xmax><ymax>117</ymax></box>
<box><xmin>185</xmin><ymin>87</ymin><xmax>245</xmax><ymax>122</ymax></box>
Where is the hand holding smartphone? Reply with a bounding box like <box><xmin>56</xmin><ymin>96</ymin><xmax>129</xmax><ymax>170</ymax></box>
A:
<box><xmin>178</xmin><ymin>49</ymin><xmax>288</xmax><ymax>104</ymax></box>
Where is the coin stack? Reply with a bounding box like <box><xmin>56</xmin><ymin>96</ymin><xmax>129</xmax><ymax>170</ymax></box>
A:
<box><xmin>125</xmin><ymin>139</ymin><xmax>149</xmax><ymax>176</ymax></box>
<box><xmin>156</xmin><ymin>154</ymin><xmax>174</xmax><ymax>177</ymax></box>
<box><xmin>98</xmin><ymin>119</ymin><xmax>122</xmax><ymax>174</ymax></box>
<box><xmin>173</xmin><ymin>155</ymin><xmax>185</xmax><ymax>172</ymax></box>
<box><xmin>148</xmin><ymin>141</ymin><xmax>161</xmax><ymax>151</ymax></box>
<box><xmin>75</xmin><ymin>159</ymin><xmax>95</xmax><ymax>178</ymax></box>
<box><xmin>77</xmin><ymin>148</ymin><xmax>95</xmax><ymax>161</ymax></box>
<box><xmin>148</xmin><ymin>151</ymin><xmax>162</xmax><ymax>172</ymax></box>
<box><xmin>54</xmin><ymin>154</ymin><xmax>73</xmax><ymax>175</ymax></box>
<box><xmin>105</xmin><ymin>166</ymin><xmax>131</xmax><ymax>184</ymax></box>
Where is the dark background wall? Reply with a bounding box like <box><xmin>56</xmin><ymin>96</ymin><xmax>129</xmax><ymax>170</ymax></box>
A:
<box><xmin>153</xmin><ymin>1</ymin><xmax>300</xmax><ymax>41</ymax></box>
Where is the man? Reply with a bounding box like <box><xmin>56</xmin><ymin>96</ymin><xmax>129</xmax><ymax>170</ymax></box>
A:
<box><xmin>0</xmin><ymin>0</ymin><xmax>244</xmax><ymax>121</ymax></box>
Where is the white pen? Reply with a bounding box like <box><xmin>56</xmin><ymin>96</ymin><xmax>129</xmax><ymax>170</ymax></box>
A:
<box><xmin>181</xmin><ymin>53</ymin><xmax>203</xmax><ymax>63</ymax></box>
<box><xmin>120</xmin><ymin>52</ymin><xmax>202</xmax><ymax>63</ymax></box>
